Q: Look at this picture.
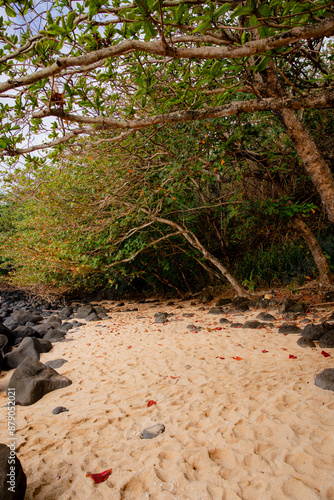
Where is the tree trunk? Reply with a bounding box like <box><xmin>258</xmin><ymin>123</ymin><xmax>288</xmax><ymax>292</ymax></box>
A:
<box><xmin>153</xmin><ymin>215</ymin><xmax>250</xmax><ymax>297</ymax></box>
<box><xmin>292</xmin><ymin>216</ymin><xmax>333</xmax><ymax>287</ymax></box>
<box><xmin>280</xmin><ymin>108</ymin><xmax>334</xmax><ymax>223</ymax></box>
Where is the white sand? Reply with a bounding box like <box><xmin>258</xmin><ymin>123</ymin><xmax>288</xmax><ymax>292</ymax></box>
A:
<box><xmin>1</xmin><ymin>300</ymin><xmax>334</xmax><ymax>499</ymax></box>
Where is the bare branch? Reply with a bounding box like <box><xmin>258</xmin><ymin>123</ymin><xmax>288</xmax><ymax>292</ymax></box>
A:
<box><xmin>1</xmin><ymin>17</ymin><xmax>334</xmax><ymax>95</ymax></box>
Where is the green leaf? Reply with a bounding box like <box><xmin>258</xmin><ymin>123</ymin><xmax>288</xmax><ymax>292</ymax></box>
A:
<box><xmin>47</xmin><ymin>24</ymin><xmax>66</xmax><ymax>35</ymax></box>
<box><xmin>255</xmin><ymin>55</ymin><xmax>271</xmax><ymax>72</ymax></box>
<box><xmin>249</xmin><ymin>14</ymin><xmax>258</xmax><ymax>26</ymax></box>
<box><xmin>215</xmin><ymin>3</ymin><xmax>231</xmax><ymax>18</ymax></box>
<box><xmin>5</xmin><ymin>5</ymin><xmax>16</xmax><ymax>17</ymax></box>
<box><xmin>258</xmin><ymin>3</ymin><xmax>272</xmax><ymax>17</ymax></box>
<box><xmin>67</xmin><ymin>12</ymin><xmax>76</xmax><ymax>30</ymax></box>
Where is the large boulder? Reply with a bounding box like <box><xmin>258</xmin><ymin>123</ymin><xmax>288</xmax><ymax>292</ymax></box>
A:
<box><xmin>43</xmin><ymin>329</ymin><xmax>66</xmax><ymax>342</ymax></box>
<box><xmin>4</xmin><ymin>337</ymin><xmax>43</xmax><ymax>370</ymax></box>
<box><xmin>12</xmin><ymin>325</ymin><xmax>39</xmax><ymax>340</ymax></box>
<box><xmin>37</xmin><ymin>338</ymin><xmax>53</xmax><ymax>353</ymax></box>
<box><xmin>0</xmin><ymin>334</ymin><xmax>10</xmax><ymax>354</ymax></box>
<box><xmin>0</xmin><ymin>324</ymin><xmax>16</xmax><ymax>347</ymax></box>
<box><xmin>0</xmin><ymin>443</ymin><xmax>27</xmax><ymax>499</ymax></box>
<box><xmin>76</xmin><ymin>305</ymin><xmax>94</xmax><ymax>319</ymax></box>
<box><xmin>256</xmin><ymin>312</ymin><xmax>276</xmax><ymax>322</ymax></box>
<box><xmin>59</xmin><ymin>306</ymin><xmax>73</xmax><ymax>320</ymax></box>
<box><xmin>278</xmin><ymin>323</ymin><xmax>301</xmax><ymax>334</ymax></box>
<box><xmin>43</xmin><ymin>316</ymin><xmax>62</xmax><ymax>329</ymax></box>
<box><xmin>315</xmin><ymin>369</ymin><xmax>334</xmax><ymax>391</ymax></box>
<box><xmin>231</xmin><ymin>297</ymin><xmax>250</xmax><ymax>312</ymax></box>
<box><xmin>300</xmin><ymin>323</ymin><xmax>330</xmax><ymax>341</ymax></box>
<box><xmin>7</xmin><ymin>357</ymin><xmax>72</xmax><ymax>406</ymax></box>
<box><xmin>279</xmin><ymin>298</ymin><xmax>306</xmax><ymax>314</ymax></box>
<box><xmin>319</xmin><ymin>330</ymin><xmax>334</xmax><ymax>348</ymax></box>
<box><xmin>9</xmin><ymin>310</ymin><xmax>43</xmax><ymax>325</ymax></box>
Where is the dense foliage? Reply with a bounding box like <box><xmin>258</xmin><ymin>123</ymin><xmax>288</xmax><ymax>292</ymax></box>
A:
<box><xmin>0</xmin><ymin>1</ymin><xmax>333</xmax><ymax>296</ymax></box>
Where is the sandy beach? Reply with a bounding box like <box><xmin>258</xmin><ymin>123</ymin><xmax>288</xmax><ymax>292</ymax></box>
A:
<box><xmin>1</xmin><ymin>298</ymin><xmax>334</xmax><ymax>500</ymax></box>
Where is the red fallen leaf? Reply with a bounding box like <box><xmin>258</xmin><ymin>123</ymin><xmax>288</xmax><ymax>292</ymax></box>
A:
<box><xmin>262</xmin><ymin>350</ymin><xmax>268</xmax><ymax>353</ymax></box>
<box><xmin>321</xmin><ymin>350</ymin><xmax>331</xmax><ymax>357</ymax></box>
<box><xmin>281</xmin><ymin>348</ymin><xmax>287</xmax><ymax>351</ymax></box>
<box><xmin>147</xmin><ymin>400</ymin><xmax>157</xmax><ymax>407</ymax></box>
<box><xmin>289</xmin><ymin>354</ymin><xmax>297</xmax><ymax>359</ymax></box>
<box><xmin>233</xmin><ymin>356</ymin><xmax>243</xmax><ymax>361</ymax></box>
<box><xmin>86</xmin><ymin>469</ymin><xmax>112</xmax><ymax>484</ymax></box>
<box><xmin>216</xmin><ymin>356</ymin><xmax>225</xmax><ymax>359</ymax></box>
<box><xmin>215</xmin><ymin>327</ymin><xmax>222</xmax><ymax>330</ymax></box>
<box><xmin>127</xmin><ymin>345</ymin><xmax>132</xmax><ymax>349</ymax></box>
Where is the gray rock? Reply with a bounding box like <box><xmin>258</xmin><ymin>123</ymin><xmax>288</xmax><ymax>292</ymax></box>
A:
<box><xmin>297</xmin><ymin>337</ymin><xmax>316</xmax><ymax>348</ymax></box>
<box><xmin>182</xmin><ymin>313</ymin><xmax>194</xmax><ymax>318</ymax></box>
<box><xmin>300</xmin><ymin>323</ymin><xmax>329</xmax><ymax>341</ymax></box>
<box><xmin>44</xmin><ymin>359</ymin><xmax>68</xmax><ymax>369</ymax></box>
<box><xmin>231</xmin><ymin>297</ymin><xmax>250</xmax><ymax>312</ymax></box>
<box><xmin>207</xmin><ymin>307</ymin><xmax>224</xmax><ymax>315</ymax></box>
<box><xmin>200</xmin><ymin>293</ymin><xmax>213</xmax><ymax>304</ymax></box>
<box><xmin>216</xmin><ymin>298</ymin><xmax>233</xmax><ymax>307</ymax></box>
<box><xmin>12</xmin><ymin>325</ymin><xmax>37</xmax><ymax>339</ymax></box>
<box><xmin>52</xmin><ymin>406</ymin><xmax>69</xmax><ymax>414</ymax></box>
<box><xmin>37</xmin><ymin>338</ymin><xmax>53</xmax><ymax>353</ymax></box>
<box><xmin>44</xmin><ymin>316</ymin><xmax>62</xmax><ymax>328</ymax></box>
<box><xmin>278</xmin><ymin>323</ymin><xmax>301</xmax><ymax>334</ymax></box>
<box><xmin>94</xmin><ymin>305</ymin><xmax>109</xmax><ymax>318</ymax></box>
<box><xmin>0</xmin><ymin>334</ymin><xmax>9</xmax><ymax>354</ymax></box>
<box><xmin>219</xmin><ymin>318</ymin><xmax>230</xmax><ymax>324</ymax></box>
<box><xmin>10</xmin><ymin>310</ymin><xmax>43</xmax><ymax>325</ymax></box>
<box><xmin>76</xmin><ymin>305</ymin><xmax>94</xmax><ymax>318</ymax></box>
<box><xmin>141</xmin><ymin>423</ymin><xmax>165</xmax><ymax>439</ymax></box>
<box><xmin>85</xmin><ymin>312</ymin><xmax>101</xmax><ymax>322</ymax></box>
<box><xmin>7</xmin><ymin>357</ymin><xmax>72</xmax><ymax>406</ymax></box>
<box><xmin>242</xmin><ymin>320</ymin><xmax>262</xmax><ymax>329</ymax></box>
<box><xmin>59</xmin><ymin>306</ymin><xmax>73</xmax><ymax>320</ymax></box>
<box><xmin>256</xmin><ymin>312</ymin><xmax>276</xmax><ymax>322</ymax></box>
<box><xmin>0</xmin><ymin>443</ymin><xmax>27</xmax><ymax>499</ymax></box>
<box><xmin>279</xmin><ymin>299</ymin><xmax>306</xmax><ymax>314</ymax></box>
<box><xmin>0</xmin><ymin>323</ymin><xmax>16</xmax><ymax>346</ymax></box>
<box><xmin>319</xmin><ymin>330</ymin><xmax>334</xmax><ymax>348</ymax></box>
<box><xmin>315</xmin><ymin>368</ymin><xmax>334</xmax><ymax>391</ymax></box>
<box><xmin>230</xmin><ymin>323</ymin><xmax>243</xmax><ymax>328</ymax></box>
<box><xmin>154</xmin><ymin>312</ymin><xmax>169</xmax><ymax>324</ymax></box>
<box><xmin>4</xmin><ymin>337</ymin><xmax>43</xmax><ymax>370</ymax></box>
<box><xmin>59</xmin><ymin>322</ymin><xmax>74</xmax><ymax>333</ymax></box>
<box><xmin>187</xmin><ymin>324</ymin><xmax>202</xmax><ymax>331</ymax></box>
<box><xmin>32</xmin><ymin>324</ymin><xmax>51</xmax><ymax>337</ymax></box>
<box><xmin>43</xmin><ymin>329</ymin><xmax>66</xmax><ymax>342</ymax></box>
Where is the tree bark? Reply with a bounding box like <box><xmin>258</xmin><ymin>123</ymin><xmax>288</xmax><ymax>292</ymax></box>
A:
<box><xmin>152</xmin><ymin>215</ymin><xmax>250</xmax><ymax>297</ymax></box>
<box><xmin>292</xmin><ymin>216</ymin><xmax>333</xmax><ymax>287</ymax></box>
<box><xmin>280</xmin><ymin>108</ymin><xmax>334</xmax><ymax>223</ymax></box>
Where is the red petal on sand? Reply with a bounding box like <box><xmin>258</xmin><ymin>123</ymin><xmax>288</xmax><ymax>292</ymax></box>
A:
<box><xmin>233</xmin><ymin>356</ymin><xmax>243</xmax><ymax>361</ymax></box>
<box><xmin>262</xmin><ymin>350</ymin><xmax>268</xmax><ymax>353</ymax></box>
<box><xmin>216</xmin><ymin>356</ymin><xmax>225</xmax><ymax>359</ymax></box>
<box><xmin>86</xmin><ymin>469</ymin><xmax>112</xmax><ymax>484</ymax></box>
<box><xmin>127</xmin><ymin>345</ymin><xmax>132</xmax><ymax>349</ymax></box>
<box><xmin>215</xmin><ymin>327</ymin><xmax>222</xmax><ymax>330</ymax></box>
<box><xmin>281</xmin><ymin>348</ymin><xmax>287</xmax><ymax>351</ymax></box>
<box><xmin>147</xmin><ymin>400</ymin><xmax>157</xmax><ymax>407</ymax></box>
<box><xmin>321</xmin><ymin>350</ymin><xmax>331</xmax><ymax>357</ymax></box>
<box><xmin>170</xmin><ymin>376</ymin><xmax>180</xmax><ymax>379</ymax></box>
<box><xmin>289</xmin><ymin>354</ymin><xmax>297</xmax><ymax>359</ymax></box>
